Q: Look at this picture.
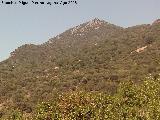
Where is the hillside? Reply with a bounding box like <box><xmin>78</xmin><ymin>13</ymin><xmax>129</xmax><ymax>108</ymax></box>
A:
<box><xmin>0</xmin><ymin>18</ymin><xmax>160</xmax><ymax>118</ymax></box>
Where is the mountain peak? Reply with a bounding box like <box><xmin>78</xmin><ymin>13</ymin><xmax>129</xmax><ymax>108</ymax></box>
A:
<box><xmin>91</xmin><ymin>18</ymin><xmax>103</xmax><ymax>22</ymax></box>
<box><xmin>70</xmin><ymin>18</ymin><xmax>106</xmax><ymax>36</ymax></box>
<box><xmin>89</xmin><ymin>18</ymin><xmax>106</xmax><ymax>26</ymax></box>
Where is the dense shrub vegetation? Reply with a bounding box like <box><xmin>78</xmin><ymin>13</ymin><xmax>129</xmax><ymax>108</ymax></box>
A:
<box><xmin>1</xmin><ymin>76</ymin><xmax>160</xmax><ymax>119</ymax></box>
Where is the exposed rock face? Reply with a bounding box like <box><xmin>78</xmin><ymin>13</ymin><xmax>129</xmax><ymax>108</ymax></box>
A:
<box><xmin>135</xmin><ymin>46</ymin><xmax>147</xmax><ymax>53</ymax></box>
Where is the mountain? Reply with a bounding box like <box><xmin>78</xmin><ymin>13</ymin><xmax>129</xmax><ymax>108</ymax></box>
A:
<box><xmin>0</xmin><ymin>18</ymin><xmax>160</xmax><ymax>116</ymax></box>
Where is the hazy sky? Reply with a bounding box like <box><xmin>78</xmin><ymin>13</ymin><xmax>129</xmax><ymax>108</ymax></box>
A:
<box><xmin>0</xmin><ymin>0</ymin><xmax>160</xmax><ymax>61</ymax></box>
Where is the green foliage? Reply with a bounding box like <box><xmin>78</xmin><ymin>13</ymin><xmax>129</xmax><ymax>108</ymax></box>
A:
<box><xmin>7</xmin><ymin>109</ymin><xmax>23</xmax><ymax>120</ymax></box>
<box><xmin>31</xmin><ymin>77</ymin><xmax>160</xmax><ymax>120</ymax></box>
<box><xmin>1</xmin><ymin>76</ymin><xmax>160</xmax><ymax>119</ymax></box>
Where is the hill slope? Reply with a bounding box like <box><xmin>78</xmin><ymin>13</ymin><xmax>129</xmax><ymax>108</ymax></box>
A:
<box><xmin>0</xmin><ymin>18</ymin><xmax>160</xmax><ymax>114</ymax></box>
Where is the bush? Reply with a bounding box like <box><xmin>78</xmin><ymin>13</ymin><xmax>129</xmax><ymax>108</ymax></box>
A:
<box><xmin>3</xmin><ymin>76</ymin><xmax>160</xmax><ymax>120</ymax></box>
<box><xmin>33</xmin><ymin>77</ymin><xmax>160</xmax><ymax>120</ymax></box>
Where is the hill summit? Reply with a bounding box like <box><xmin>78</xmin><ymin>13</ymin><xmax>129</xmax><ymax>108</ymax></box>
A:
<box><xmin>70</xmin><ymin>18</ymin><xmax>106</xmax><ymax>36</ymax></box>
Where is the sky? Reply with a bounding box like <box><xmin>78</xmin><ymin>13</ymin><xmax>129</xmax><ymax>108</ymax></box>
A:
<box><xmin>0</xmin><ymin>0</ymin><xmax>160</xmax><ymax>61</ymax></box>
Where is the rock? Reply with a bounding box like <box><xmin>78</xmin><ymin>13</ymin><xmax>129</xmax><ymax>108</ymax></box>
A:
<box><xmin>152</xmin><ymin>19</ymin><xmax>160</xmax><ymax>25</ymax></box>
<box><xmin>54</xmin><ymin>66</ymin><xmax>59</xmax><ymax>70</ymax></box>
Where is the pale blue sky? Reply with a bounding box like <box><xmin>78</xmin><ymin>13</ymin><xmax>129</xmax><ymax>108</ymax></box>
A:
<box><xmin>0</xmin><ymin>0</ymin><xmax>160</xmax><ymax>61</ymax></box>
